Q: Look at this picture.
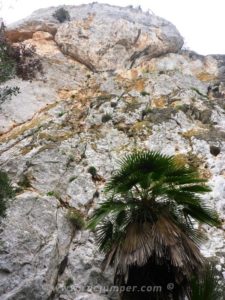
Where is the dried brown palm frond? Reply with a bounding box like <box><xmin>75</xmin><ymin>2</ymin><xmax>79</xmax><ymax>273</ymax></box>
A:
<box><xmin>103</xmin><ymin>216</ymin><xmax>204</xmax><ymax>286</ymax></box>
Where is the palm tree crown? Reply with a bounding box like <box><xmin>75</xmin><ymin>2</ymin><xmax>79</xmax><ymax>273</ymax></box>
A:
<box><xmin>88</xmin><ymin>151</ymin><xmax>221</xmax><ymax>299</ymax></box>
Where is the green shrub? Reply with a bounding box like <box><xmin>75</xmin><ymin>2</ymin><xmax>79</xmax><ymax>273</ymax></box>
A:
<box><xmin>0</xmin><ymin>86</ymin><xmax>20</xmax><ymax>104</ymax></box>
<box><xmin>0</xmin><ymin>24</ymin><xmax>15</xmax><ymax>83</ymax></box>
<box><xmin>141</xmin><ymin>107</ymin><xmax>152</xmax><ymax>119</ymax></box>
<box><xmin>0</xmin><ymin>170</ymin><xmax>14</xmax><ymax>217</ymax></box>
<box><xmin>46</xmin><ymin>191</ymin><xmax>61</xmax><ymax>199</ymax></box>
<box><xmin>69</xmin><ymin>176</ymin><xmax>77</xmax><ymax>183</ymax></box>
<box><xmin>67</xmin><ymin>208</ymin><xmax>85</xmax><ymax>229</ymax></box>
<box><xmin>18</xmin><ymin>174</ymin><xmax>31</xmax><ymax>189</ymax></box>
<box><xmin>47</xmin><ymin>191</ymin><xmax>54</xmax><ymax>196</ymax></box>
<box><xmin>101</xmin><ymin>113</ymin><xmax>112</xmax><ymax>123</ymax></box>
<box><xmin>0</xmin><ymin>22</ymin><xmax>43</xmax><ymax>104</ymax></box>
<box><xmin>0</xmin><ymin>24</ymin><xmax>43</xmax><ymax>81</ymax></box>
<box><xmin>11</xmin><ymin>43</ymin><xmax>43</xmax><ymax>80</ymax></box>
<box><xmin>88</xmin><ymin>166</ymin><xmax>97</xmax><ymax>177</ymax></box>
<box><xmin>53</xmin><ymin>8</ymin><xmax>70</xmax><ymax>23</ymax></box>
<box><xmin>140</xmin><ymin>91</ymin><xmax>150</xmax><ymax>97</ymax></box>
<box><xmin>58</xmin><ymin>111</ymin><xmax>65</xmax><ymax>117</ymax></box>
<box><xmin>65</xmin><ymin>277</ymin><xmax>74</xmax><ymax>287</ymax></box>
<box><xmin>0</xmin><ymin>23</ymin><xmax>19</xmax><ymax>103</ymax></box>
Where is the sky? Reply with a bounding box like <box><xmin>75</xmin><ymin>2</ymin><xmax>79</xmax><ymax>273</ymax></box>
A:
<box><xmin>0</xmin><ymin>0</ymin><xmax>224</xmax><ymax>55</ymax></box>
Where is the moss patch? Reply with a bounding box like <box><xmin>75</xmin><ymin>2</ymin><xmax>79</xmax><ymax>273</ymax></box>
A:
<box><xmin>38</xmin><ymin>131</ymin><xmax>73</xmax><ymax>143</ymax></box>
<box><xmin>144</xmin><ymin>108</ymin><xmax>176</xmax><ymax>124</ymax></box>
<box><xmin>123</xmin><ymin>97</ymin><xmax>141</xmax><ymax>113</ymax></box>
<box><xmin>181</xmin><ymin>128</ymin><xmax>206</xmax><ymax>139</ymax></box>
<box><xmin>128</xmin><ymin>121</ymin><xmax>152</xmax><ymax>138</ymax></box>
<box><xmin>67</xmin><ymin>208</ymin><xmax>85</xmax><ymax>230</ymax></box>
<box><xmin>174</xmin><ymin>152</ymin><xmax>212</xmax><ymax>179</ymax></box>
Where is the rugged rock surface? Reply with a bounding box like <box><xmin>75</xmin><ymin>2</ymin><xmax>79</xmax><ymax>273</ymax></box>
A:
<box><xmin>54</xmin><ymin>4</ymin><xmax>183</xmax><ymax>71</ymax></box>
<box><xmin>0</xmin><ymin>3</ymin><xmax>225</xmax><ymax>300</ymax></box>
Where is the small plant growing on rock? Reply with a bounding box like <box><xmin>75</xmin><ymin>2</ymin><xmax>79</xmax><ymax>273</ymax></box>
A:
<box><xmin>88</xmin><ymin>166</ymin><xmax>105</xmax><ymax>183</ymax></box>
<box><xmin>58</xmin><ymin>111</ymin><xmax>65</xmax><ymax>117</ymax></box>
<box><xmin>67</xmin><ymin>208</ymin><xmax>85</xmax><ymax>230</ymax></box>
<box><xmin>53</xmin><ymin>8</ymin><xmax>70</xmax><ymax>23</ymax></box>
<box><xmin>0</xmin><ymin>22</ymin><xmax>20</xmax><ymax>102</ymax></box>
<box><xmin>140</xmin><ymin>90</ymin><xmax>150</xmax><ymax>97</ymax></box>
<box><xmin>0</xmin><ymin>170</ymin><xmax>14</xmax><ymax>217</ymax></box>
<box><xmin>88</xmin><ymin>166</ymin><xmax>97</xmax><ymax>177</ymax></box>
<box><xmin>141</xmin><ymin>107</ymin><xmax>152</xmax><ymax>119</ymax></box>
<box><xmin>69</xmin><ymin>176</ymin><xmax>77</xmax><ymax>183</ymax></box>
<box><xmin>11</xmin><ymin>43</ymin><xmax>43</xmax><ymax>81</ymax></box>
<box><xmin>110</xmin><ymin>101</ymin><xmax>117</xmax><ymax>108</ymax></box>
<box><xmin>46</xmin><ymin>191</ymin><xmax>61</xmax><ymax>199</ymax></box>
<box><xmin>0</xmin><ymin>23</ymin><xmax>15</xmax><ymax>82</ymax></box>
<box><xmin>65</xmin><ymin>277</ymin><xmax>74</xmax><ymax>288</ymax></box>
<box><xmin>0</xmin><ymin>22</ymin><xmax>43</xmax><ymax>84</ymax></box>
<box><xmin>101</xmin><ymin>113</ymin><xmax>112</xmax><ymax>123</ymax></box>
<box><xmin>0</xmin><ymin>86</ymin><xmax>20</xmax><ymax>104</ymax></box>
<box><xmin>93</xmin><ymin>190</ymin><xmax>100</xmax><ymax>198</ymax></box>
<box><xmin>175</xmin><ymin>104</ymin><xmax>186</xmax><ymax>111</ymax></box>
<box><xmin>66</xmin><ymin>155</ymin><xmax>75</xmax><ymax>167</ymax></box>
<box><xmin>210</xmin><ymin>145</ymin><xmax>221</xmax><ymax>157</ymax></box>
<box><xmin>18</xmin><ymin>174</ymin><xmax>31</xmax><ymax>189</ymax></box>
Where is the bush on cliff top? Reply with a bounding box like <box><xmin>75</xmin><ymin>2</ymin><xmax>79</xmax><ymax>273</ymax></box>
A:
<box><xmin>53</xmin><ymin>8</ymin><xmax>70</xmax><ymax>23</ymax></box>
<box><xmin>0</xmin><ymin>22</ymin><xmax>43</xmax><ymax>103</ymax></box>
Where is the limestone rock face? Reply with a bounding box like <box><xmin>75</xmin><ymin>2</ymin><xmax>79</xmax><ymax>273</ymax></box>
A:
<box><xmin>54</xmin><ymin>3</ymin><xmax>183</xmax><ymax>71</ymax></box>
<box><xmin>0</xmin><ymin>3</ymin><xmax>225</xmax><ymax>300</ymax></box>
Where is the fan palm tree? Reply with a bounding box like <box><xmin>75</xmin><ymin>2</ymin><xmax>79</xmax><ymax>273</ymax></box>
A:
<box><xmin>87</xmin><ymin>151</ymin><xmax>221</xmax><ymax>299</ymax></box>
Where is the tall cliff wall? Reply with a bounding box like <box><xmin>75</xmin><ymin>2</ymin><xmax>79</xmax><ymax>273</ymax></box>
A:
<box><xmin>0</xmin><ymin>3</ymin><xmax>225</xmax><ymax>299</ymax></box>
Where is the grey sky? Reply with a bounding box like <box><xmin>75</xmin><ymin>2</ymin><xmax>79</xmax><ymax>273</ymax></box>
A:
<box><xmin>0</xmin><ymin>0</ymin><xmax>224</xmax><ymax>55</ymax></box>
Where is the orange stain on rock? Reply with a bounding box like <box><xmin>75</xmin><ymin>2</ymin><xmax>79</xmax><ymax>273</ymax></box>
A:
<box><xmin>152</xmin><ymin>96</ymin><xmax>167</xmax><ymax>108</ymax></box>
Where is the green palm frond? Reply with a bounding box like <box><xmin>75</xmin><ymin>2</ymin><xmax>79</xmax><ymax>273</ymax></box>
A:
<box><xmin>165</xmin><ymin>175</ymin><xmax>208</xmax><ymax>186</ymax></box>
<box><xmin>115</xmin><ymin>210</ymin><xmax>127</xmax><ymax>227</ymax></box>
<box><xmin>105</xmin><ymin>151</ymin><xmax>173</xmax><ymax>194</ymax></box>
<box><xmin>89</xmin><ymin>150</ymin><xmax>221</xmax><ymax>235</ymax></box>
<box><xmin>170</xmin><ymin>208</ymin><xmax>207</xmax><ymax>246</ymax></box>
<box><xmin>165</xmin><ymin>189</ymin><xmax>203</xmax><ymax>205</ymax></box>
<box><xmin>105</xmin><ymin>151</ymin><xmax>208</xmax><ymax>195</ymax></box>
<box><xmin>183</xmin><ymin>204</ymin><xmax>221</xmax><ymax>227</ymax></box>
<box><xmin>95</xmin><ymin>210</ymin><xmax>132</xmax><ymax>253</ymax></box>
<box><xmin>190</xmin><ymin>264</ymin><xmax>224</xmax><ymax>300</ymax></box>
<box><xmin>179</xmin><ymin>185</ymin><xmax>211</xmax><ymax>193</ymax></box>
<box><xmin>86</xmin><ymin>197</ymin><xmax>137</xmax><ymax>230</ymax></box>
<box><xmin>102</xmin><ymin>150</ymin><xmax>221</xmax><ymax>226</ymax></box>
<box><xmin>95</xmin><ymin>219</ymin><xmax>114</xmax><ymax>252</ymax></box>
